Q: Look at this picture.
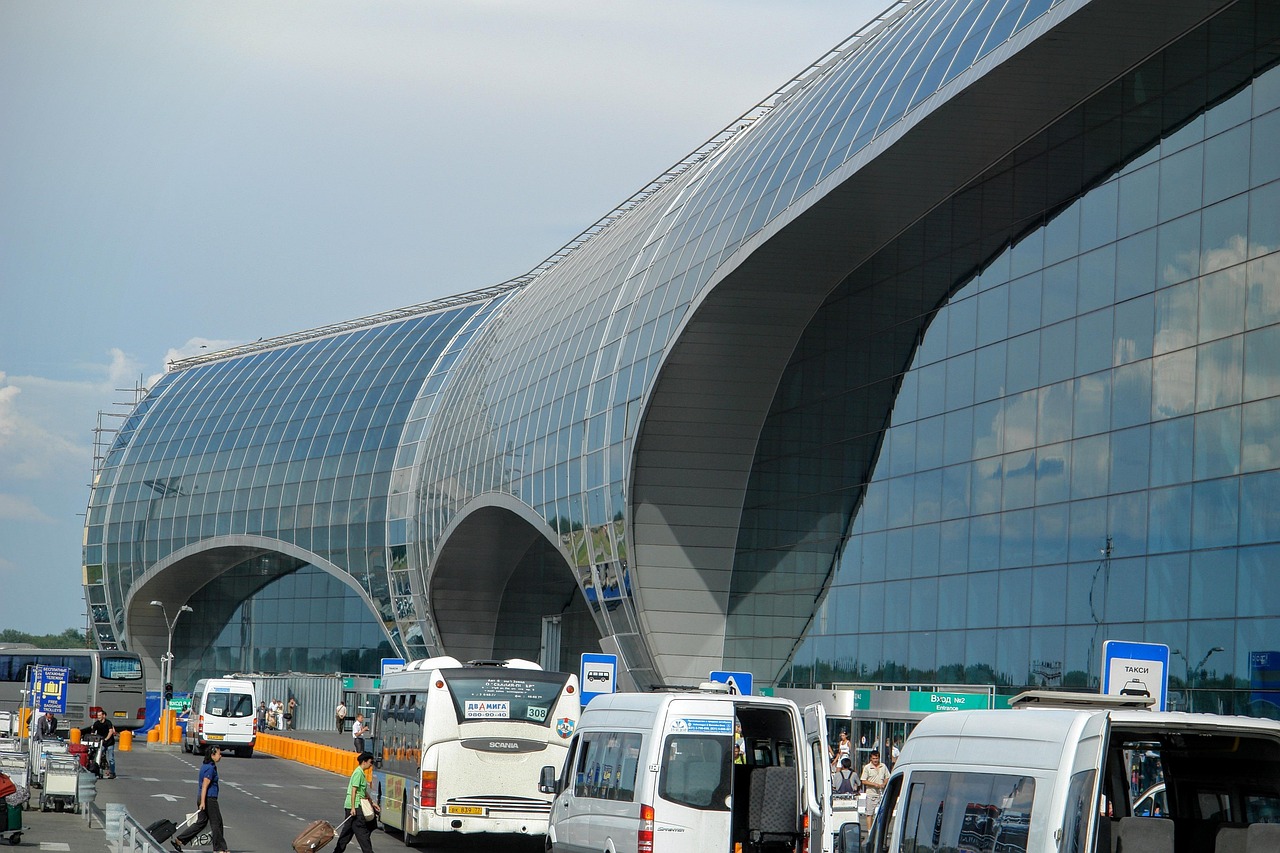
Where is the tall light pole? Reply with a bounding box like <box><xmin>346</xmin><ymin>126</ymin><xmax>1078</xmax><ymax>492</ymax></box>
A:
<box><xmin>150</xmin><ymin>600</ymin><xmax>193</xmax><ymax>745</ymax></box>
<box><xmin>1173</xmin><ymin>646</ymin><xmax>1225</xmax><ymax>712</ymax></box>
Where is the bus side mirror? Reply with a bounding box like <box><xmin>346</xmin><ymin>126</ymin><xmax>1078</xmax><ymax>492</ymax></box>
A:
<box><xmin>538</xmin><ymin>765</ymin><xmax>558</xmax><ymax>794</ymax></box>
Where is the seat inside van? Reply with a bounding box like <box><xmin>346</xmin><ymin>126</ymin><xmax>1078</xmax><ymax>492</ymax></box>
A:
<box><xmin>1101</xmin><ymin>727</ymin><xmax>1280</xmax><ymax>853</ymax></box>
<box><xmin>730</xmin><ymin>706</ymin><xmax>802</xmax><ymax>853</ymax></box>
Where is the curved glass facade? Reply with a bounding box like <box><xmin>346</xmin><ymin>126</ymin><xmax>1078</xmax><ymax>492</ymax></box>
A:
<box><xmin>784</xmin><ymin>36</ymin><xmax>1280</xmax><ymax>714</ymax></box>
<box><xmin>85</xmin><ymin>0</ymin><xmax>1280</xmax><ymax>705</ymax></box>
<box><xmin>408</xmin><ymin>0</ymin><xmax>1085</xmax><ymax>679</ymax></box>
<box><xmin>84</xmin><ymin>292</ymin><xmax>513</xmax><ymax>663</ymax></box>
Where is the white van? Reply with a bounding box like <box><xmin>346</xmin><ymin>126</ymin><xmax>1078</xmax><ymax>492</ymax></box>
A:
<box><xmin>183</xmin><ymin>678</ymin><xmax>257</xmax><ymax>757</ymax></box>
<box><xmin>538</xmin><ymin>684</ymin><xmax>850</xmax><ymax>853</ymax></box>
<box><xmin>867</xmin><ymin>692</ymin><xmax>1280</xmax><ymax>853</ymax></box>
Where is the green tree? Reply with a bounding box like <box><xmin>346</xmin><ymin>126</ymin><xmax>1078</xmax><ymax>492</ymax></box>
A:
<box><xmin>0</xmin><ymin>627</ymin><xmax>91</xmax><ymax>649</ymax></box>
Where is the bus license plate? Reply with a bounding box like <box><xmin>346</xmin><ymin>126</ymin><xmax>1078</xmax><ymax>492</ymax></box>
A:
<box><xmin>446</xmin><ymin>806</ymin><xmax>484</xmax><ymax>816</ymax></box>
<box><xmin>207</xmin><ymin>734</ymin><xmax>224</xmax><ymax>740</ymax></box>
<box><xmin>112</xmin><ymin>711</ymin><xmax>127</xmax><ymax>717</ymax></box>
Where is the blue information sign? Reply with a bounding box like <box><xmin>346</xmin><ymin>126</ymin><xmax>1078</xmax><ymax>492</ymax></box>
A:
<box><xmin>1102</xmin><ymin>640</ymin><xmax>1169</xmax><ymax>711</ymax></box>
<box><xmin>381</xmin><ymin>658</ymin><xmax>406</xmax><ymax>677</ymax></box>
<box><xmin>29</xmin><ymin>665</ymin><xmax>70</xmax><ymax>714</ymax></box>
<box><xmin>709</xmin><ymin>670</ymin><xmax>753</xmax><ymax>696</ymax></box>
<box><xmin>579</xmin><ymin>653</ymin><xmax>617</xmax><ymax>707</ymax></box>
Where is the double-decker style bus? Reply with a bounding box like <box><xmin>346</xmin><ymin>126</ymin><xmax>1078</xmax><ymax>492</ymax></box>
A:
<box><xmin>375</xmin><ymin>656</ymin><xmax>580</xmax><ymax>843</ymax></box>
<box><xmin>0</xmin><ymin>648</ymin><xmax>147</xmax><ymax>733</ymax></box>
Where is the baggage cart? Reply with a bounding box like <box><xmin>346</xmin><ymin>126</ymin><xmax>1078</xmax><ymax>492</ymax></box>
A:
<box><xmin>0</xmin><ymin>754</ymin><xmax>27</xmax><ymax>805</ymax></box>
<box><xmin>38</xmin><ymin>756</ymin><xmax>80</xmax><ymax>812</ymax></box>
<box><xmin>30</xmin><ymin>739</ymin><xmax>68</xmax><ymax>787</ymax></box>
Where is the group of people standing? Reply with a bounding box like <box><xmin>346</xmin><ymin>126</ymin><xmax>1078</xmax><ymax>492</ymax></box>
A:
<box><xmin>830</xmin><ymin>730</ymin><xmax>892</xmax><ymax>829</ymax></box>
<box><xmin>255</xmin><ymin>697</ymin><xmax>297</xmax><ymax>731</ymax></box>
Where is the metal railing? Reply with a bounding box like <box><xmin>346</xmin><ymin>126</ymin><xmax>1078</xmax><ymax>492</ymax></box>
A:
<box><xmin>105</xmin><ymin>802</ymin><xmax>166</xmax><ymax>853</ymax></box>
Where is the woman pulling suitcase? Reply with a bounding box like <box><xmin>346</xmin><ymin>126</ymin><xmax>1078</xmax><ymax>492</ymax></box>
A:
<box><xmin>171</xmin><ymin>745</ymin><xmax>229</xmax><ymax>853</ymax></box>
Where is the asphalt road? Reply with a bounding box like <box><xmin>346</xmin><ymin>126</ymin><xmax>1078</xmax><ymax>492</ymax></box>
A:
<box><xmin>89</xmin><ymin>743</ymin><xmax>542</xmax><ymax>852</ymax></box>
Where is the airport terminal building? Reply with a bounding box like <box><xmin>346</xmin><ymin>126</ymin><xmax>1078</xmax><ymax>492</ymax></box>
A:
<box><xmin>85</xmin><ymin>0</ymin><xmax>1280</xmax><ymax>714</ymax></box>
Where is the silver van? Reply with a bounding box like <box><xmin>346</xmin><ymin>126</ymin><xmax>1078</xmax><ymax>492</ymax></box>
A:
<box><xmin>867</xmin><ymin>692</ymin><xmax>1280</xmax><ymax>853</ymax></box>
<box><xmin>538</xmin><ymin>684</ymin><xmax>850</xmax><ymax>853</ymax></box>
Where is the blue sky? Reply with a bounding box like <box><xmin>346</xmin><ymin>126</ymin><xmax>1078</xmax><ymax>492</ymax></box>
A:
<box><xmin>0</xmin><ymin>0</ymin><xmax>884</xmax><ymax>634</ymax></box>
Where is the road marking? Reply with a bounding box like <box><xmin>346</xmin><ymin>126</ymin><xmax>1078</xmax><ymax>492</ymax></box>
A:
<box><xmin>261</xmin><ymin>782</ymin><xmax>283</xmax><ymax>787</ymax></box>
<box><xmin>140</xmin><ymin>777</ymin><xmax>161</xmax><ymax>782</ymax></box>
<box><xmin>152</xmin><ymin>793</ymin><xmax>181</xmax><ymax>802</ymax></box>
<box><xmin>39</xmin><ymin>844</ymin><xmax>71</xmax><ymax>851</ymax></box>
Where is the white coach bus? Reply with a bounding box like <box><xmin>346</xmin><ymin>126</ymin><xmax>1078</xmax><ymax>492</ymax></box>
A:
<box><xmin>374</xmin><ymin>656</ymin><xmax>581</xmax><ymax>844</ymax></box>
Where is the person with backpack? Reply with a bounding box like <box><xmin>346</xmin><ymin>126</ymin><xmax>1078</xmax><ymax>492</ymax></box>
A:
<box><xmin>833</xmin><ymin>757</ymin><xmax>857</xmax><ymax>795</ymax></box>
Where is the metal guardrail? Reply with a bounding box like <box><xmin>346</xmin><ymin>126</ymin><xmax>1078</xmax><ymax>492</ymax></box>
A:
<box><xmin>106</xmin><ymin>802</ymin><xmax>167</xmax><ymax>853</ymax></box>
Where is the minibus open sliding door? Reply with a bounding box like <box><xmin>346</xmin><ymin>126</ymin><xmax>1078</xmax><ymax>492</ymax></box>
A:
<box><xmin>804</xmin><ymin>702</ymin><xmax>833</xmax><ymax>853</ymax></box>
<box><xmin>1065</xmin><ymin>712</ymin><xmax>1109</xmax><ymax>853</ymax></box>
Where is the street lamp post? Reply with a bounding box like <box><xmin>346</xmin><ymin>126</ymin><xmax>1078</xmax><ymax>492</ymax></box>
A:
<box><xmin>1172</xmin><ymin>646</ymin><xmax>1225</xmax><ymax>712</ymax></box>
<box><xmin>149</xmin><ymin>600</ymin><xmax>193</xmax><ymax>745</ymax></box>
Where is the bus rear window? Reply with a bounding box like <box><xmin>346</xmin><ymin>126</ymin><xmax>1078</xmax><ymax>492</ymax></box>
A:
<box><xmin>101</xmin><ymin>657</ymin><xmax>143</xmax><ymax>680</ymax></box>
<box><xmin>441</xmin><ymin>670</ymin><xmax>569</xmax><ymax>727</ymax></box>
<box><xmin>206</xmin><ymin>692</ymin><xmax>254</xmax><ymax>718</ymax></box>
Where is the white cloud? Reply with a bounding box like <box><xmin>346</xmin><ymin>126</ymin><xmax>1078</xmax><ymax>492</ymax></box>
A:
<box><xmin>0</xmin><ymin>494</ymin><xmax>54</xmax><ymax>524</ymax></box>
<box><xmin>152</xmin><ymin>337</ymin><xmax>243</xmax><ymax>386</ymax></box>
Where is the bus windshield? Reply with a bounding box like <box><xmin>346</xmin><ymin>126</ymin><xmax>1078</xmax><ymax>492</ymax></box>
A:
<box><xmin>100</xmin><ymin>656</ymin><xmax>143</xmax><ymax>680</ymax></box>
<box><xmin>441</xmin><ymin>669</ymin><xmax>569</xmax><ymax>727</ymax></box>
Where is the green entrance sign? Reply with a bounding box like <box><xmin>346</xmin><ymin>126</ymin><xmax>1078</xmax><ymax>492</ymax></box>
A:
<box><xmin>851</xmin><ymin>689</ymin><xmax>872</xmax><ymax>711</ymax></box>
<box><xmin>168</xmin><ymin>699</ymin><xmax>189</xmax><ymax>711</ymax></box>
<box><xmin>342</xmin><ymin>677</ymin><xmax>355</xmax><ymax>690</ymax></box>
<box><xmin>907</xmin><ymin>690</ymin><xmax>991</xmax><ymax>713</ymax></box>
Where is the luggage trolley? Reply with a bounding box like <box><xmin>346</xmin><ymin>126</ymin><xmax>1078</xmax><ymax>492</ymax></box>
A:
<box><xmin>0</xmin><ymin>752</ymin><xmax>28</xmax><ymax>805</ymax></box>
<box><xmin>39</xmin><ymin>756</ymin><xmax>80</xmax><ymax>813</ymax></box>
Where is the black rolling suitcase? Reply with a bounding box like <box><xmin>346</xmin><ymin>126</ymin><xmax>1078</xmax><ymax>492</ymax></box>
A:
<box><xmin>147</xmin><ymin>811</ymin><xmax>204</xmax><ymax>845</ymax></box>
<box><xmin>146</xmin><ymin>818</ymin><xmax>178</xmax><ymax>843</ymax></box>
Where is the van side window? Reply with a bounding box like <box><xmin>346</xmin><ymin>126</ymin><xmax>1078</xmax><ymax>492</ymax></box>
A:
<box><xmin>898</xmin><ymin>771</ymin><xmax>1035</xmax><ymax>853</ymax></box>
<box><xmin>573</xmin><ymin>732</ymin><xmax>643</xmax><ymax>802</ymax></box>
<box><xmin>659</xmin><ymin>735</ymin><xmax>731</xmax><ymax>812</ymax></box>
<box><xmin>1060</xmin><ymin>770</ymin><xmax>1097</xmax><ymax>853</ymax></box>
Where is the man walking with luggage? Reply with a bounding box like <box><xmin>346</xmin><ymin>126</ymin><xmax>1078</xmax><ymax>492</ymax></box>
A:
<box><xmin>333</xmin><ymin>751</ymin><xmax>378</xmax><ymax>853</ymax></box>
<box><xmin>84</xmin><ymin>711</ymin><xmax>117</xmax><ymax>778</ymax></box>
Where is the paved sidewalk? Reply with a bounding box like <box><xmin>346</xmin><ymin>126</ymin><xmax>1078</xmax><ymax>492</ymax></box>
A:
<box><xmin>5</xmin><ymin>802</ymin><xmax>110</xmax><ymax>852</ymax></box>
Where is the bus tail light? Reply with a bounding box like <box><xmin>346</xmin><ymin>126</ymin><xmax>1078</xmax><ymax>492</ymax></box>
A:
<box><xmin>136</xmin><ymin>707</ymin><xmax>146</xmax><ymax>720</ymax></box>
<box><xmin>197</xmin><ymin>715</ymin><xmax>204</xmax><ymax>739</ymax></box>
<box><xmin>800</xmin><ymin>810</ymin><xmax>810</xmax><ymax>853</ymax></box>
<box><xmin>638</xmin><ymin>803</ymin><xmax>654</xmax><ymax>853</ymax></box>
<box><xmin>421</xmin><ymin>771</ymin><xmax>437</xmax><ymax>808</ymax></box>
<box><xmin>89</xmin><ymin>706</ymin><xmax>104</xmax><ymax>718</ymax></box>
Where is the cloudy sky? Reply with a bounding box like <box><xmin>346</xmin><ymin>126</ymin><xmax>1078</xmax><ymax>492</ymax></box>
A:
<box><xmin>0</xmin><ymin>0</ymin><xmax>885</xmax><ymax>635</ymax></box>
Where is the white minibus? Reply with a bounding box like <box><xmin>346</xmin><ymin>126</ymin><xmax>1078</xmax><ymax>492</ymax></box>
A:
<box><xmin>183</xmin><ymin>677</ymin><xmax>257</xmax><ymax>757</ymax></box>
<box><xmin>376</xmin><ymin>657</ymin><xmax>581</xmax><ymax>843</ymax></box>
<box><xmin>867</xmin><ymin>691</ymin><xmax>1280</xmax><ymax>853</ymax></box>
<box><xmin>539</xmin><ymin>684</ymin><xmax>845</xmax><ymax>853</ymax></box>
